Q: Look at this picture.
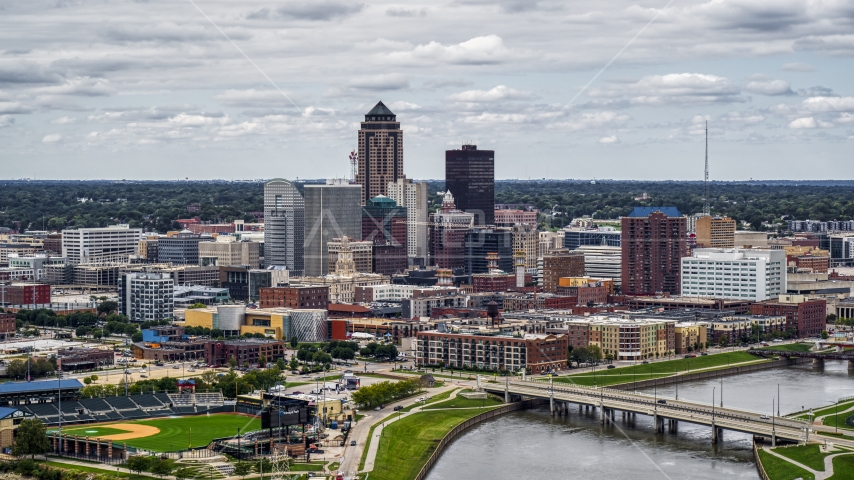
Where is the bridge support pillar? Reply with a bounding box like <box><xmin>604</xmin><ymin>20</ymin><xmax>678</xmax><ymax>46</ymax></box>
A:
<box><xmin>599</xmin><ymin>403</ymin><xmax>605</xmax><ymax>424</ymax></box>
<box><xmin>505</xmin><ymin>386</ymin><xmax>509</xmax><ymax>404</ymax></box>
<box><xmin>550</xmin><ymin>395</ymin><xmax>555</xmax><ymax>416</ymax></box>
<box><xmin>813</xmin><ymin>358</ymin><xmax>825</xmax><ymax>369</ymax></box>
<box><xmin>712</xmin><ymin>424</ymin><xmax>718</xmax><ymax>444</ymax></box>
<box><xmin>622</xmin><ymin>411</ymin><xmax>626</xmax><ymax>420</ymax></box>
<box><xmin>848</xmin><ymin>360</ymin><xmax>854</xmax><ymax>373</ymax></box>
<box><xmin>771</xmin><ymin>432</ymin><xmax>776</xmax><ymax>447</ymax></box>
<box><xmin>579</xmin><ymin>404</ymin><xmax>583</xmax><ymax>413</ymax></box>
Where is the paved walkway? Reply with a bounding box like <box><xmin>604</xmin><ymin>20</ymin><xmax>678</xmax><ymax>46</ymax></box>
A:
<box><xmin>335</xmin><ymin>381</ymin><xmax>469</xmax><ymax>477</ymax></box>
<box><xmin>762</xmin><ymin>445</ymin><xmax>854</xmax><ymax>480</ymax></box>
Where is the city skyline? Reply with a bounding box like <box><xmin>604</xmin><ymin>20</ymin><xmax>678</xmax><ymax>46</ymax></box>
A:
<box><xmin>1</xmin><ymin>1</ymin><xmax>853</xmax><ymax>181</ymax></box>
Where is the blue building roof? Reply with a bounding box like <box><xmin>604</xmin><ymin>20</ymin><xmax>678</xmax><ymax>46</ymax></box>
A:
<box><xmin>627</xmin><ymin>206</ymin><xmax>682</xmax><ymax>218</ymax></box>
<box><xmin>0</xmin><ymin>406</ymin><xmax>20</xmax><ymax>419</ymax></box>
<box><xmin>0</xmin><ymin>378</ymin><xmax>84</xmax><ymax>395</ymax></box>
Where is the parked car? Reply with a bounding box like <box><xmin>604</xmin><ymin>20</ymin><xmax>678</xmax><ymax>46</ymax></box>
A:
<box><xmin>172</xmin><ymin>365</ymin><xmax>180</xmax><ymax>369</ymax></box>
<box><xmin>374</xmin><ymin>406</ymin><xmax>381</xmax><ymax>411</ymax></box>
<box><xmin>700</xmin><ymin>352</ymin><xmax>708</xmax><ymax>356</ymax></box>
<box><xmin>350</xmin><ymin>440</ymin><xmax>357</xmax><ymax>446</ymax></box>
<box><xmin>607</xmin><ymin>365</ymin><xmax>616</xmax><ymax>369</ymax></box>
<box><xmin>140</xmin><ymin>374</ymin><xmax>148</xmax><ymax>378</ymax></box>
<box><xmin>393</xmin><ymin>405</ymin><xmax>403</xmax><ymax>411</ymax></box>
<box><xmin>187</xmin><ymin>368</ymin><xmax>195</xmax><ymax>372</ymax></box>
<box><xmin>641</xmin><ymin>361</ymin><xmax>649</xmax><ymax>364</ymax></box>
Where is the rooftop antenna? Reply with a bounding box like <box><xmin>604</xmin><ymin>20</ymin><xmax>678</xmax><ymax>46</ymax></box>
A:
<box><xmin>349</xmin><ymin>150</ymin><xmax>357</xmax><ymax>183</ymax></box>
<box><xmin>703</xmin><ymin>121</ymin><xmax>710</xmax><ymax>216</ymax></box>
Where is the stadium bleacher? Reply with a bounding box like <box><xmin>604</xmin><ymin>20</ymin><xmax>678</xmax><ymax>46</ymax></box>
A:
<box><xmin>80</xmin><ymin>398</ymin><xmax>112</xmax><ymax>413</ymax></box>
<box><xmin>105</xmin><ymin>397</ymin><xmax>138</xmax><ymax>411</ymax></box>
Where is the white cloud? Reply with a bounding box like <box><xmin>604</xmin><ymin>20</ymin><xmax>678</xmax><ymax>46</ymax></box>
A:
<box><xmin>789</xmin><ymin>117</ymin><xmax>816</xmax><ymax>129</ymax></box>
<box><xmin>0</xmin><ymin>115</ymin><xmax>14</xmax><ymax>127</ymax></box>
<box><xmin>50</xmin><ymin>116</ymin><xmax>77</xmax><ymax>124</ymax></box>
<box><xmin>744</xmin><ymin>79</ymin><xmax>792</xmax><ymax>96</ymax></box>
<box><xmin>550</xmin><ymin>111</ymin><xmax>631</xmax><ymax>131</ymax></box>
<box><xmin>348</xmin><ymin>74</ymin><xmax>409</xmax><ymax>91</ymax></box>
<box><xmin>0</xmin><ymin>101</ymin><xmax>33</xmax><ymax>114</ymax></box>
<box><xmin>801</xmin><ymin>96</ymin><xmax>854</xmax><ymax>113</ymax></box>
<box><xmin>591</xmin><ymin>73</ymin><xmax>744</xmax><ymax>106</ymax></box>
<box><xmin>42</xmin><ymin>133</ymin><xmax>63</xmax><ymax>143</ymax></box>
<box><xmin>721</xmin><ymin>111</ymin><xmax>765</xmax><ymax>124</ymax></box>
<box><xmin>215</xmin><ymin>89</ymin><xmax>301</xmax><ymax>108</ymax></box>
<box><xmin>385</xmin><ymin>35</ymin><xmax>515</xmax><ymax>65</ymax></box>
<box><xmin>782</xmin><ymin>62</ymin><xmax>814</xmax><ymax>72</ymax></box>
<box><xmin>446</xmin><ymin>85</ymin><xmax>533</xmax><ymax>102</ymax></box>
<box><xmin>30</xmin><ymin>77</ymin><xmax>114</xmax><ymax>97</ymax></box>
<box><xmin>599</xmin><ymin>135</ymin><xmax>619</xmax><ymax>144</ymax></box>
<box><xmin>167</xmin><ymin>113</ymin><xmax>229</xmax><ymax>127</ymax></box>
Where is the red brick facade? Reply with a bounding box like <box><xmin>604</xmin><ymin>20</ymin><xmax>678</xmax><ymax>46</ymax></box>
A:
<box><xmin>750</xmin><ymin>298</ymin><xmax>827</xmax><ymax>338</ymax></box>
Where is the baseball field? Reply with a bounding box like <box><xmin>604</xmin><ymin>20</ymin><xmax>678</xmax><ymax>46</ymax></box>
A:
<box><xmin>49</xmin><ymin>413</ymin><xmax>261</xmax><ymax>452</ymax></box>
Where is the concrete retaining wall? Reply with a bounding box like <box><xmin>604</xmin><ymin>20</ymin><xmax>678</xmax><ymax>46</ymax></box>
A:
<box><xmin>412</xmin><ymin>399</ymin><xmax>544</xmax><ymax>480</ymax></box>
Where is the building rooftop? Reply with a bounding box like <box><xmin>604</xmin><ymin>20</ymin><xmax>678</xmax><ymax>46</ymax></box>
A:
<box><xmin>0</xmin><ymin>378</ymin><xmax>84</xmax><ymax>394</ymax></box>
<box><xmin>627</xmin><ymin>206</ymin><xmax>682</xmax><ymax>218</ymax></box>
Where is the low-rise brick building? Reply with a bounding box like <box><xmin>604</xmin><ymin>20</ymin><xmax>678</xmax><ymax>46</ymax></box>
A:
<box><xmin>415</xmin><ymin>331</ymin><xmax>568</xmax><ymax>373</ymax></box>
<box><xmin>259</xmin><ymin>286</ymin><xmax>329</xmax><ymax>309</ymax></box>
<box><xmin>750</xmin><ymin>295</ymin><xmax>826</xmax><ymax>338</ymax></box>
<box><xmin>55</xmin><ymin>347</ymin><xmax>114</xmax><ymax>371</ymax></box>
<box><xmin>204</xmin><ymin>339</ymin><xmax>286</xmax><ymax>367</ymax></box>
<box><xmin>0</xmin><ymin>313</ymin><xmax>15</xmax><ymax>340</ymax></box>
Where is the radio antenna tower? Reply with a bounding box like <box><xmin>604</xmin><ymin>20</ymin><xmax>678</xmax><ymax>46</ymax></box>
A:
<box><xmin>349</xmin><ymin>150</ymin><xmax>357</xmax><ymax>183</ymax></box>
<box><xmin>703</xmin><ymin>121</ymin><xmax>710</xmax><ymax>216</ymax></box>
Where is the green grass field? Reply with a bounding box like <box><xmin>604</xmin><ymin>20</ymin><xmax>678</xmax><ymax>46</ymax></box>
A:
<box><xmin>52</xmin><ymin>414</ymin><xmax>261</xmax><ymax>452</ymax></box>
<box><xmin>553</xmin><ymin>351</ymin><xmax>766</xmax><ymax>387</ymax></box>
<box><xmin>793</xmin><ymin>399</ymin><xmax>854</xmax><ymax>420</ymax></box>
<box><xmin>50</xmin><ymin>426</ymin><xmax>130</xmax><ymax>437</ymax></box>
<box><xmin>773</xmin><ymin>444</ymin><xmax>841</xmax><ymax>471</ymax></box>
<box><xmin>757</xmin><ymin>450</ymin><xmax>816</xmax><ymax>480</ymax></box>
<box><xmin>422</xmin><ymin>391</ymin><xmax>504</xmax><ymax>410</ymax></box>
<box><xmin>368</xmin><ymin>408</ymin><xmax>499</xmax><ymax>480</ymax></box>
<box><xmin>759</xmin><ymin>343</ymin><xmax>814</xmax><ymax>353</ymax></box>
<box><xmin>44</xmin><ymin>461</ymin><xmax>152</xmax><ymax>480</ymax></box>
<box><xmin>829</xmin><ymin>455</ymin><xmax>854</xmax><ymax>480</ymax></box>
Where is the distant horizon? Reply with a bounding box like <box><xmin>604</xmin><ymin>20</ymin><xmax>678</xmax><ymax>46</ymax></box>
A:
<box><xmin>2</xmin><ymin>178</ymin><xmax>853</xmax><ymax>184</ymax></box>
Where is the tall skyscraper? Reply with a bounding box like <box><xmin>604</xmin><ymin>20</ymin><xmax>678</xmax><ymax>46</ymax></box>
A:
<box><xmin>387</xmin><ymin>177</ymin><xmax>428</xmax><ymax>265</ymax></box>
<box><xmin>303</xmin><ymin>179</ymin><xmax>362</xmax><ymax>276</ymax></box>
<box><xmin>621</xmin><ymin>207</ymin><xmax>688</xmax><ymax>296</ymax></box>
<box><xmin>445</xmin><ymin>144</ymin><xmax>495</xmax><ymax>226</ymax></box>
<box><xmin>264</xmin><ymin>179</ymin><xmax>304</xmax><ymax>274</ymax></box>
<box><xmin>356</xmin><ymin>101</ymin><xmax>404</xmax><ymax>205</ymax></box>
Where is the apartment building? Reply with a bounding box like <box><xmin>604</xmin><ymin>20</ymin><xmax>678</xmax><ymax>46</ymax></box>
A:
<box><xmin>415</xmin><ymin>331</ymin><xmax>568</xmax><ymax>373</ymax></box>
<box><xmin>117</xmin><ymin>272</ymin><xmax>174</xmax><ymax>322</ymax></box>
<box><xmin>199</xmin><ymin>236</ymin><xmax>261</xmax><ymax>269</ymax></box>
<box><xmin>695</xmin><ymin>216</ymin><xmax>736</xmax><ymax>249</ymax></box>
<box><xmin>681</xmin><ymin>248</ymin><xmax>786</xmax><ymax>301</ymax></box>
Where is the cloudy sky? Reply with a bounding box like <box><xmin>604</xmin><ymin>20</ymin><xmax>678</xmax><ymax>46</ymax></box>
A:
<box><xmin>1</xmin><ymin>0</ymin><xmax>853</xmax><ymax>181</ymax></box>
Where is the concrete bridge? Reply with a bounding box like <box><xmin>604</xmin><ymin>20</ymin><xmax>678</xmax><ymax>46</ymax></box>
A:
<box><xmin>482</xmin><ymin>380</ymin><xmax>846</xmax><ymax>446</ymax></box>
<box><xmin>747</xmin><ymin>349</ymin><xmax>854</xmax><ymax>370</ymax></box>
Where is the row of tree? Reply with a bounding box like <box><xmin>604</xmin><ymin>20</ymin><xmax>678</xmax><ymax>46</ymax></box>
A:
<box><xmin>351</xmin><ymin>379</ymin><xmax>420</xmax><ymax>408</ymax></box>
<box><xmin>359</xmin><ymin>342</ymin><xmax>398</xmax><ymax>361</ymax></box>
<box><xmin>5</xmin><ymin>357</ymin><xmax>56</xmax><ymax>380</ymax></box>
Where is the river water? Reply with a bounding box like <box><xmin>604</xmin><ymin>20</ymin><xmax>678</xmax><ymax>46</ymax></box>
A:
<box><xmin>426</xmin><ymin>361</ymin><xmax>854</xmax><ymax>480</ymax></box>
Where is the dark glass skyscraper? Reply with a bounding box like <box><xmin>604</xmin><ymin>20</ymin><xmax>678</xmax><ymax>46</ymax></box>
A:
<box><xmin>445</xmin><ymin>145</ymin><xmax>494</xmax><ymax>226</ymax></box>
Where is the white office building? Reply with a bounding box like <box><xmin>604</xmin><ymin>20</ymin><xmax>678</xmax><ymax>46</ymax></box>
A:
<box><xmin>62</xmin><ymin>225</ymin><xmax>143</xmax><ymax>264</ymax></box>
<box><xmin>681</xmin><ymin>248</ymin><xmax>786</xmax><ymax>301</ymax></box>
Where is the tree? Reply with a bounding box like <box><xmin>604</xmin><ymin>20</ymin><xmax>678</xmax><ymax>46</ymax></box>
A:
<box><xmin>587</xmin><ymin>345</ymin><xmax>602</xmax><ymax>362</ymax></box>
<box><xmin>97</xmin><ymin>300</ymin><xmax>118</xmax><ymax>315</ymax></box>
<box><xmin>84</xmin><ymin>377</ymin><xmax>92</xmax><ymax>385</ymax></box>
<box><xmin>827</xmin><ymin>314</ymin><xmax>838</xmax><ymax>324</ymax></box>
<box><xmin>131</xmin><ymin>331</ymin><xmax>143</xmax><ymax>342</ymax></box>
<box><xmin>258</xmin><ymin>353</ymin><xmax>267</xmax><ymax>366</ymax></box>
<box><xmin>12</xmin><ymin>419</ymin><xmax>51</xmax><ymax>460</ymax></box>
<box><xmin>150</xmin><ymin>459</ymin><xmax>175</xmax><ymax>478</ymax></box>
<box><xmin>233</xmin><ymin>462</ymin><xmax>253</xmax><ymax>479</ymax></box>
<box><xmin>127</xmin><ymin>456</ymin><xmax>151</xmax><ymax>476</ymax></box>
<box><xmin>719</xmin><ymin>336</ymin><xmax>729</xmax><ymax>348</ymax></box>
<box><xmin>288</xmin><ymin>357</ymin><xmax>300</xmax><ymax>371</ymax></box>
<box><xmin>290</xmin><ymin>336</ymin><xmax>299</xmax><ymax>349</ymax></box>
<box><xmin>821</xmin><ymin>330</ymin><xmax>829</xmax><ymax>339</ymax></box>
<box><xmin>174</xmin><ymin>468</ymin><xmax>194</xmax><ymax>480</ymax></box>
<box><xmin>276</xmin><ymin>358</ymin><xmax>286</xmax><ymax>370</ymax></box>
<box><xmin>228</xmin><ymin>356</ymin><xmax>237</xmax><ymax>368</ymax></box>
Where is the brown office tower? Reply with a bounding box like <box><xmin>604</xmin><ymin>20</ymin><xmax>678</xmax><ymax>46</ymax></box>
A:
<box><xmin>621</xmin><ymin>207</ymin><xmax>687</xmax><ymax>296</ymax></box>
<box><xmin>695</xmin><ymin>216</ymin><xmax>735</xmax><ymax>248</ymax></box>
<box><xmin>356</xmin><ymin>101</ymin><xmax>404</xmax><ymax>205</ymax></box>
<box><xmin>541</xmin><ymin>250</ymin><xmax>585</xmax><ymax>293</ymax></box>
<box><xmin>445</xmin><ymin>145</ymin><xmax>494</xmax><ymax>226</ymax></box>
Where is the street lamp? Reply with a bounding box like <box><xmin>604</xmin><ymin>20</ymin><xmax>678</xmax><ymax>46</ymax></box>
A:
<box><xmin>712</xmin><ymin>387</ymin><xmax>716</xmax><ymax>425</ymax></box>
<box><xmin>720</xmin><ymin>378</ymin><xmax>723</xmax><ymax>408</ymax></box>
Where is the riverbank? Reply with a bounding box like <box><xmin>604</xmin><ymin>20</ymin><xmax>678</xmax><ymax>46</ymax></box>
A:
<box><xmin>753</xmin><ymin>440</ymin><xmax>854</xmax><ymax>480</ymax></box>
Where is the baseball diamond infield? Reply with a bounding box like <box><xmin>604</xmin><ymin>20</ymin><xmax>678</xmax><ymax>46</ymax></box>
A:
<box><xmin>49</xmin><ymin>413</ymin><xmax>261</xmax><ymax>451</ymax></box>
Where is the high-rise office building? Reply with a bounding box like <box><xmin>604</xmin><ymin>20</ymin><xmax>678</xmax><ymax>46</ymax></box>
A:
<box><xmin>387</xmin><ymin>177</ymin><xmax>428</xmax><ymax>265</ymax></box>
<box><xmin>62</xmin><ymin>225</ymin><xmax>142</xmax><ymax>264</ymax></box>
<box><xmin>157</xmin><ymin>231</ymin><xmax>213</xmax><ymax>265</ymax></box>
<box><xmin>356</xmin><ymin>101</ymin><xmax>404</xmax><ymax>205</ymax></box>
<box><xmin>621</xmin><ymin>207</ymin><xmax>688</xmax><ymax>296</ymax></box>
<box><xmin>465</xmin><ymin>228</ymin><xmax>513</xmax><ymax>275</ymax></box>
<box><xmin>264</xmin><ymin>179</ymin><xmax>304</xmax><ymax>274</ymax></box>
<box><xmin>695</xmin><ymin>216</ymin><xmax>736</xmax><ymax>249</ymax></box>
<box><xmin>681</xmin><ymin>248</ymin><xmax>785</xmax><ymax>301</ymax></box>
<box><xmin>445</xmin><ymin>144</ymin><xmax>495</xmax><ymax>226</ymax></box>
<box><xmin>303</xmin><ymin>179</ymin><xmax>362</xmax><ymax>276</ymax></box>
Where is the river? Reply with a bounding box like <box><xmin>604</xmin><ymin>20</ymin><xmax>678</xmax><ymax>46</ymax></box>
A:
<box><xmin>426</xmin><ymin>360</ymin><xmax>854</xmax><ymax>480</ymax></box>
